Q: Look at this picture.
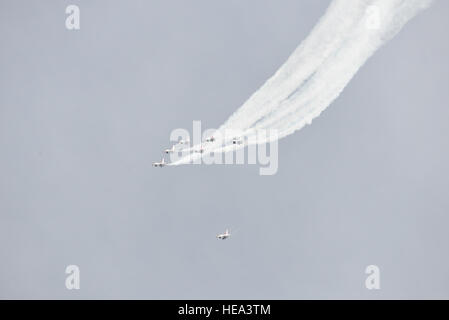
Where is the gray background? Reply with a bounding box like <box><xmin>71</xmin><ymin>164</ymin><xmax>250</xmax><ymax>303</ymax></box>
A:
<box><xmin>1</xmin><ymin>0</ymin><xmax>448</xmax><ymax>299</ymax></box>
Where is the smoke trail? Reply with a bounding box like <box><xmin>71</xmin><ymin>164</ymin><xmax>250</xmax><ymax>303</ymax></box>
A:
<box><xmin>171</xmin><ymin>0</ymin><xmax>433</xmax><ymax>166</ymax></box>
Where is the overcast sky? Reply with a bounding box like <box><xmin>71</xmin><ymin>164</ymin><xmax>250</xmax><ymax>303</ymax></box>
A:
<box><xmin>1</xmin><ymin>0</ymin><xmax>448</xmax><ymax>299</ymax></box>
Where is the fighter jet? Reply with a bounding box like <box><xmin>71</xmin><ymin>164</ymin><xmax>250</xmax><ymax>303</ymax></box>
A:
<box><xmin>193</xmin><ymin>146</ymin><xmax>205</xmax><ymax>153</ymax></box>
<box><xmin>216</xmin><ymin>229</ymin><xmax>230</xmax><ymax>240</ymax></box>
<box><xmin>152</xmin><ymin>158</ymin><xmax>167</xmax><ymax>167</ymax></box>
<box><xmin>164</xmin><ymin>146</ymin><xmax>175</xmax><ymax>154</ymax></box>
<box><xmin>177</xmin><ymin>138</ymin><xmax>190</xmax><ymax>145</ymax></box>
<box><xmin>232</xmin><ymin>137</ymin><xmax>243</xmax><ymax>145</ymax></box>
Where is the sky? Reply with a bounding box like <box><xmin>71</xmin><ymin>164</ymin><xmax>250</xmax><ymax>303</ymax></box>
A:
<box><xmin>0</xmin><ymin>0</ymin><xmax>448</xmax><ymax>299</ymax></box>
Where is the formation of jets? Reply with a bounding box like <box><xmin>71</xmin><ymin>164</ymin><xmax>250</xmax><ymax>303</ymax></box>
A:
<box><xmin>216</xmin><ymin>229</ymin><xmax>231</xmax><ymax>240</ymax></box>
<box><xmin>153</xmin><ymin>136</ymin><xmax>218</xmax><ymax>167</ymax></box>
<box><xmin>154</xmin><ymin>135</ymin><xmax>244</xmax><ymax>169</ymax></box>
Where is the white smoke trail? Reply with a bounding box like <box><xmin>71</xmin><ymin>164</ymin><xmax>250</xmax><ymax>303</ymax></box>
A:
<box><xmin>170</xmin><ymin>0</ymin><xmax>433</xmax><ymax>166</ymax></box>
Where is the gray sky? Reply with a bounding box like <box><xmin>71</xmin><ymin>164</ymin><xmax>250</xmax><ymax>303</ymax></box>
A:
<box><xmin>0</xmin><ymin>0</ymin><xmax>448</xmax><ymax>299</ymax></box>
